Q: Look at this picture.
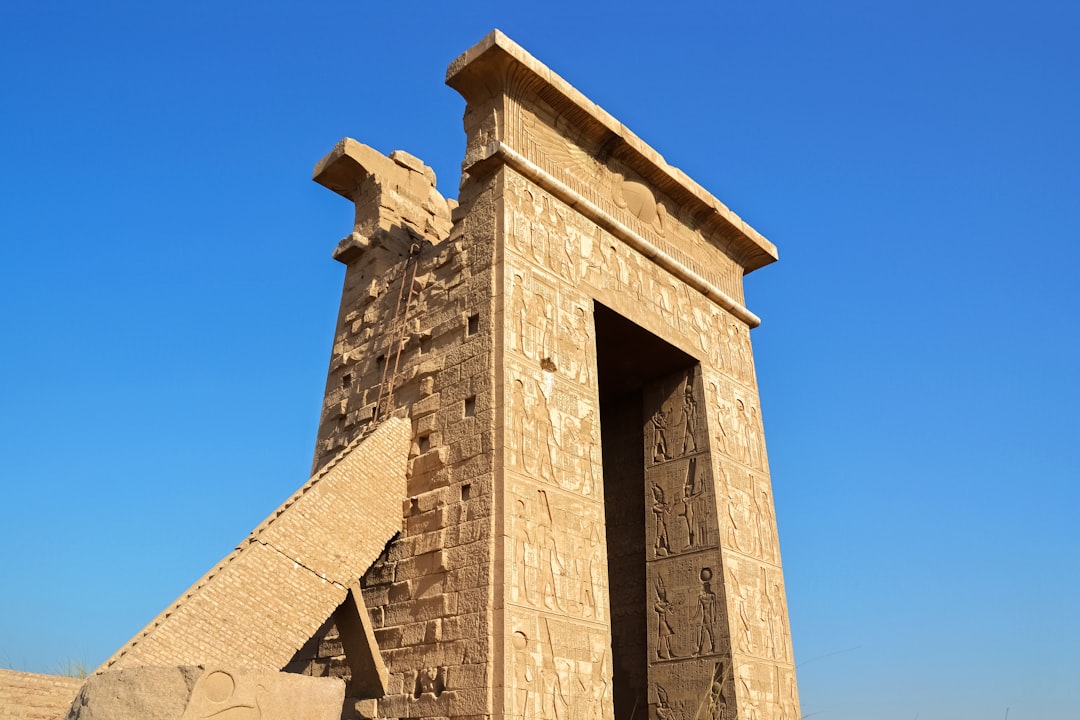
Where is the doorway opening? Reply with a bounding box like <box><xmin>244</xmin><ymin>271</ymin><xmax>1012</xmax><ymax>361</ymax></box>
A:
<box><xmin>593</xmin><ymin>302</ymin><xmax>696</xmax><ymax>719</ymax></box>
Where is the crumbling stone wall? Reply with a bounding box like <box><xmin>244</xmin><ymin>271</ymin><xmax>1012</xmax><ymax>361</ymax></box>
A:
<box><xmin>302</xmin><ymin>144</ymin><xmax>501</xmax><ymax>719</ymax></box>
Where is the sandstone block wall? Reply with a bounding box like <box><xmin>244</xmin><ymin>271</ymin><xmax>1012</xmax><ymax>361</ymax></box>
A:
<box><xmin>0</xmin><ymin>670</ymin><xmax>83</xmax><ymax>720</ymax></box>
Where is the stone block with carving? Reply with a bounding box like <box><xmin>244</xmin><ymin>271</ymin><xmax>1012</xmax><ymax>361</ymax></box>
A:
<box><xmin>66</xmin><ymin>667</ymin><xmax>344</xmax><ymax>720</ymax></box>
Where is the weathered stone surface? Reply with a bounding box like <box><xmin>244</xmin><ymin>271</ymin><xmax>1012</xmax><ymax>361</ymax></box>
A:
<box><xmin>66</xmin><ymin>667</ymin><xmax>343</xmax><ymax>720</ymax></box>
<box><xmin>66</xmin><ymin>666</ymin><xmax>200</xmax><ymax>720</ymax></box>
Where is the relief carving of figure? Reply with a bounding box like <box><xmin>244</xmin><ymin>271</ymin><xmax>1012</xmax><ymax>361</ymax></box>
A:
<box><xmin>511</xmin><ymin>274</ymin><xmax>528</xmax><ymax>355</ymax></box>
<box><xmin>528</xmin><ymin>292</ymin><xmax>555</xmax><ymax>361</ymax></box>
<box><xmin>539</xmin><ymin>623</ymin><xmax>567</xmax><ymax>720</ymax></box>
<box><xmin>749</xmin><ymin>406</ymin><xmax>764</xmax><ymax>470</ymax></box>
<box><xmin>537</xmin><ymin>490</ymin><xmax>565</xmax><ymax>612</ymax></box>
<box><xmin>680</xmin><ymin>380</ymin><xmax>699</xmax><ymax>455</ymax></box>
<box><xmin>577</xmin><ymin>409</ymin><xmax>596</xmax><ymax>497</ymax></box>
<box><xmin>512</xmin><ymin>632</ymin><xmax>537</xmax><ymax>718</ymax></box>
<box><xmin>769</xmin><ymin>582</ymin><xmax>790</xmax><ymax>662</ymax></box>
<box><xmin>651</xmin><ymin>406</ymin><xmax>671</xmax><ymax>462</ymax></box>
<box><xmin>512</xmin><ymin>380</ymin><xmax>533</xmax><ymax>473</ymax></box>
<box><xmin>651</xmin><ymin>483</ymin><xmax>672</xmax><ymax>557</ymax></box>
<box><xmin>513</xmin><ymin>498</ymin><xmax>536</xmax><ymax>606</ymax></box>
<box><xmin>654</xmin><ymin>684</ymin><xmax>680</xmax><ymax>720</ymax></box>
<box><xmin>751</xmin><ymin>476</ymin><xmax>777</xmax><ymax>562</ymax></box>
<box><xmin>653</xmin><ymin>575</ymin><xmax>677</xmax><ymax>660</ymax></box>
<box><xmin>679</xmin><ymin>457</ymin><xmax>707</xmax><ymax>550</ymax></box>
<box><xmin>573</xmin><ymin>527</ymin><xmax>602</xmax><ymax>619</ymax></box>
<box><xmin>735</xmin><ymin>398</ymin><xmax>753</xmax><ymax>466</ymax></box>
<box><xmin>535</xmin><ymin>384</ymin><xmax>559</xmax><ymax>485</ymax></box>
<box><xmin>578</xmin><ymin>647</ymin><xmax>608</xmax><ymax>720</ymax></box>
<box><xmin>570</xmin><ymin>307</ymin><xmax>591</xmax><ymax>384</ymax></box>
<box><xmin>696</xmin><ymin>567</ymin><xmax>718</xmax><ymax>655</ymax></box>
<box><xmin>704</xmin><ymin>661</ymin><xmax>729</xmax><ymax>720</ymax></box>
<box><xmin>727</xmin><ymin>566</ymin><xmax>754</xmax><ymax>655</ymax></box>
<box><xmin>760</xmin><ymin>572</ymin><xmax>777</xmax><ymax>661</ymax></box>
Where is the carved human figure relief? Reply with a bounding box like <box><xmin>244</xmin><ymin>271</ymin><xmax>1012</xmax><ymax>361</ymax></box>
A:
<box><xmin>734</xmin><ymin>398</ymin><xmax>753</xmax><ymax>466</ymax></box>
<box><xmin>570</xmin><ymin>306</ymin><xmax>591</xmax><ymax>384</ymax></box>
<box><xmin>511</xmin><ymin>379</ymin><xmax>533</xmax><ymax>473</ymax></box>
<box><xmin>760</xmin><ymin>569</ymin><xmax>778</xmax><ymax>661</ymax></box>
<box><xmin>651</xmin><ymin>406</ymin><xmax>671</xmax><ymax>463</ymax></box>
<box><xmin>750</xmin><ymin>474</ymin><xmax>777</xmax><ymax>563</ymax></box>
<box><xmin>513</xmin><ymin>188</ymin><xmax>537</xmax><ymax>257</ymax></box>
<box><xmin>678</xmin><ymin>457</ymin><xmax>709</xmax><ymax>551</ymax></box>
<box><xmin>680</xmin><ymin>378</ymin><xmax>699</xmax><ymax>455</ymax></box>
<box><xmin>577</xmin><ymin>645</ymin><xmax>609</xmax><ymax>720</ymax></box>
<box><xmin>726</xmin><ymin>565</ymin><xmax>754</xmax><ymax>655</ymax></box>
<box><xmin>536</xmin><ymin>490</ymin><xmax>565</xmax><ymax>612</ymax></box>
<box><xmin>576</xmin><ymin>409</ymin><xmax>597</xmax><ymax>497</ymax></box>
<box><xmin>709</xmin><ymin>382</ymin><xmax>731</xmax><ymax>456</ymax></box>
<box><xmin>651</xmin><ymin>483</ymin><xmax>672</xmax><ymax>557</ymax></box>
<box><xmin>653</xmin><ymin>575</ymin><xmax>677</xmax><ymax>660</ymax></box>
<box><xmin>513</xmin><ymin>498</ymin><xmax>536</xmax><ymax>607</ymax></box>
<box><xmin>534</xmin><ymin>382</ymin><xmax>559</xmax><ymax>485</ymax></box>
<box><xmin>539</xmin><ymin>620</ymin><xmax>568</xmax><ymax>720</ymax></box>
<box><xmin>704</xmin><ymin>661</ymin><xmax>729</xmax><ymax>720</ymax></box>
<box><xmin>572</xmin><ymin>527</ymin><xmax>603</xmax><ymax>620</ymax></box>
<box><xmin>726</xmin><ymin>481</ymin><xmax>755</xmax><ymax>557</ymax></box>
<box><xmin>769</xmin><ymin>582</ymin><xmax>791</xmax><ymax>662</ymax></box>
<box><xmin>696</xmin><ymin>567</ymin><xmax>718</xmax><ymax>655</ymax></box>
<box><xmin>513</xmin><ymin>631</ymin><xmax>537</xmax><ymax>718</ymax></box>
<box><xmin>653</xmin><ymin>683</ymin><xmax>681</xmax><ymax>720</ymax></box>
<box><xmin>748</xmin><ymin>405</ymin><xmax>765</xmax><ymax>471</ymax></box>
<box><xmin>511</xmin><ymin>273</ymin><xmax>528</xmax><ymax>355</ymax></box>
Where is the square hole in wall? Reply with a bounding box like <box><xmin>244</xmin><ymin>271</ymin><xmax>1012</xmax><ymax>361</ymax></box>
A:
<box><xmin>341</xmin><ymin>373</ymin><xmax>351</xmax><ymax>389</ymax></box>
<box><xmin>467</xmin><ymin>313</ymin><xmax>480</xmax><ymax>335</ymax></box>
<box><xmin>464</xmin><ymin>395</ymin><xmax>476</xmax><ymax>417</ymax></box>
<box><xmin>461</xmin><ymin>483</ymin><xmax>472</xmax><ymax>501</ymax></box>
<box><xmin>418</xmin><ymin>434</ymin><xmax>431</xmax><ymax>454</ymax></box>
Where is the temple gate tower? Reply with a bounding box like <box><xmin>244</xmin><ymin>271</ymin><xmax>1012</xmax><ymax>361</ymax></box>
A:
<box><xmin>306</xmin><ymin>31</ymin><xmax>798</xmax><ymax>720</ymax></box>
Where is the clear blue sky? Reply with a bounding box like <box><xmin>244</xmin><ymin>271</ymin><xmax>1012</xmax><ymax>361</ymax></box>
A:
<box><xmin>2</xmin><ymin>2</ymin><xmax>1077</xmax><ymax>718</ymax></box>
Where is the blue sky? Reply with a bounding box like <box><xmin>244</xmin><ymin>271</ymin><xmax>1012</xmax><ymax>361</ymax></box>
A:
<box><xmin>2</xmin><ymin>2</ymin><xmax>1077</xmax><ymax>718</ymax></box>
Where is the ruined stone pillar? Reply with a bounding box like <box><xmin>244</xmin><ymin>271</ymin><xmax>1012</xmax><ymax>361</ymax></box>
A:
<box><xmin>308</xmin><ymin>30</ymin><xmax>798</xmax><ymax>720</ymax></box>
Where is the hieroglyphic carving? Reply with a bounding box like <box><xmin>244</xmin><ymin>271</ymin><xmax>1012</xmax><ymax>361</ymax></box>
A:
<box><xmin>180</xmin><ymin>669</ymin><xmax>262</xmax><ymax>720</ymax></box>
<box><xmin>506</xmin><ymin>99</ymin><xmax>743</xmax><ymax>304</ymax></box>
<box><xmin>499</xmin><ymin>145</ymin><xmax>795</xmax><ymax>720</ymax></box>
<box><xmin>722</xmin><ymin>554</ymin><xmax>794</xmax><ymax>666</ymax></box>
<box><xmin>509</xmin><ymin>612</ymin><xmax>614</xmax><ymax>720</ymax></box>
<box><xmin>505</xmin><ymin>171</ymin><xmax>744</xmax><ymax>365</ymax></box>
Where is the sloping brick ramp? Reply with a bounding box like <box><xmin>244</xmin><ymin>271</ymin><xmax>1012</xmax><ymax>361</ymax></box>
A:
<box><xmin>99</xmin><ymin>417</ymin><xmax>411</xmax><ymax>672</ymax></box>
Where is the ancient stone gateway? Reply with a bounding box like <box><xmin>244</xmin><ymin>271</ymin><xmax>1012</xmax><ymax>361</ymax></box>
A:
<box><xmin>87</xmin><ymin>29</ymin><xmax>798</xmax><ymax>720</ymax></box>
<box><xmin>303</xmin><ymin>31</ymin><xmax>799</xmax><ymax>720</ymax></box>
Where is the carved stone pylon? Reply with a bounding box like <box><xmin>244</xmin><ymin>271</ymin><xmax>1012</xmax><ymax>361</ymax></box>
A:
<box><xmin>309</xmin><ymin>30</ymin><xmax>798</xmax><ymax>720</ymax></box>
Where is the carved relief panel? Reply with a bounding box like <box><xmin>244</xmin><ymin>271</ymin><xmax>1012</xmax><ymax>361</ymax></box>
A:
<box><xmin>642</xmin><ymin>368</ymin><xmax>737</xmax><ymax>720</ymax></box>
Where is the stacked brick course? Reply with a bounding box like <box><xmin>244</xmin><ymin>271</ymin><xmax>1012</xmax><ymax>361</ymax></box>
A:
<box><xmin>0</xmin><ymin>670</ymin><xmax>83</xmax><ymax>720</ymax></box>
